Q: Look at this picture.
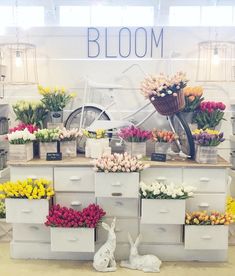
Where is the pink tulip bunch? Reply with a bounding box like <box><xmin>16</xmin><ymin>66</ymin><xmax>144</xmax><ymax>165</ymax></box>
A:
<box><xmin>9</xmin><ymin>123</ymin><xmax>38</xmax><ymax>134</ymax></box>
<box><xmin>199</xmin><ymin>101</ymin><xmax>226</xmax><ymax>113</ymax></box>
<box><xmin>45</xmin><ymin>204</ymin><xmax>106</xmax><ymax>228</ymax></box>
<box><xmin>93</xmin><ymin>152</ymin><xmax>148</xmax><ymax>173</ymax></box>
<box><xmin>118</xmin><ymin>126</ymin><xmax>152</xmax><ymax>142</ymax></box>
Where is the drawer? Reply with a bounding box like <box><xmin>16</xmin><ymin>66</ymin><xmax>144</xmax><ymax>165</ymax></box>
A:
<box><xmin>13</xmin><ymin>224</ymin><xmax>50</xmax><ymax>242</ymax></box>
<box><xmin>5</xmin><ymin>199</ymin><xmax>49</xmax><ymax>224</ymax></box>
<box><xmin>51</xmin><ymin>227</ymin><xmax>94</xmax><ymax>252</ymax></box>
<box><xmin>55</xmin><ymin>193</ymin><xmax>95</xmax><ymax>210</ymax></box>
<box><xmin>54</xmin><ymin>167</ymin><xmax>94</xmax><ymax>192</ymax></box>
<box><xmin>186</xmin><ymin>194</ymin><xmax>226</xmax><ymax>212</ymax></box>
<box><xmin>95</xmin><ymin>172</ymin><xmax>139</xmax><ymax>198</ymax></box>
<box><xmin>96</xmin><ymin>198</ymin><xmax>139</xmax><ymax>217</ymax></box>
<box><xmin>185</xmin><ymin>225</ymin><xmax>228</xmax><ymax>250</ymax></box>
<box><xmin>183</xmin><ymin>168</ymin><xmax>227</xmax><ymax>193</ymax></box>
<box><xmin>140</xmin><ymin>224</ymin><xmax>182</xmax><ymax>244</ymax></box>
<box><xmin>10</xmin><ymin>167</ymin><xmax>53</xmax><ymax>182</ymax></box>
<box><xmin>141</xmin><ymin>168</ymin><xmax>182</xmax><ymax>185</ymax></box>
<box><xmin>141</xmin><ymin>199</ymin><xmax>185</xmax><ymax>224</ymax></box>
<box><xmin>97</xmin><ymin>218</ymin><xmax>139</xmax><ymax>243</ymax></box>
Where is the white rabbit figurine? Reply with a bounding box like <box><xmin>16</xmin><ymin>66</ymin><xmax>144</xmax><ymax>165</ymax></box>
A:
<box><xmin>93</xmin><ymin>217</ymin><xmax>117</xmax><ymax>272</ymax></box>
<box><xmin>120</xmin><ymin>233</ymin><xmax>162</xmax><ymax>273</ymax></box>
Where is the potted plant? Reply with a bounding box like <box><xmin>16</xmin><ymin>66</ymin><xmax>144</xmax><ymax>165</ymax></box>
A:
<box><xmin>93</xmin><ymin>153</ymin><xmax>148</xmax><ymax>198</ymax></box>
<box><xmin>35</xmin><ymin>128</ymin><xmax>60</xmax><ymax>160</ymax></box>
<box><xmin>141</xmin><ymin>72</ymin><xmax>188</xmax><ymax>116</ymax></box>
<box><xmin>83</xmin><ymin>129</ymin><xmax>110</xmax><ymax>158</ymax></box>
<box><xmin>12</xmin><ymin>100</ymin><xmax>48</xmax><ymax>129</ymax></box>
<box><xmin>192</xmin><ymin>128</ymin><xmax>225</xmax><ymax>164</ymax></box>
<box><xmin>7</xmin><ymin>129</ymin><xmax>36</xmax><ymax>161</ymax></box>
<box><xmin>182</xmin><ymin>86</ymin><xmax>204</xmax><ymax>124</ymax></box>
<box><xmin>118</xmin><ymin>126</ymin><xmax>152</xmax><ymax>157</ymax></box>
<box><xmin>38</xmin><ymin>85</ymin><xmax>76</xmax><ymax>124</ymax></box>
<box><xmin>45</xmin><ymin>204</ymin><xmax>105</xmax><ymax>252</ymax></box>
<box><xmin>185</xmin><ymin>211</ymin><xmax>233</xmax><ymax>250</ymax></box>
<box><xmin>193</xmin><ymin>101</ymin><xmax>226</xmax><ymax>130</ymax></box>
<box><xmin>0</xmin><ymin>178</ymin><xmax>54</xmax><ymax>224</ymax></box>
<box><xmin>59</xmin><ymin>127</ymin><xmax>82</xmax><ymax>157</ymax></box>
<box><xmin>151</xmin><ymin>129</ymin><xmax>177</xmax><ymax>155</ymax></box>
<box><xmin>140</xmin><ymin>180</ymin><xmax>195</xmax><ymax>224</ymax></box>
<box><xmin>0</xmin><ymin>200</ymin><xmax>12</xmax><ymax>242</ymax></box>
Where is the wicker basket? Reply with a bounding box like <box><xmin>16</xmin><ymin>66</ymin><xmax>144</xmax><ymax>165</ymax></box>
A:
<box><xmin>150</xmin><ymin>89</ymin><xmax>185</xmax><ymax>116</ymax></box>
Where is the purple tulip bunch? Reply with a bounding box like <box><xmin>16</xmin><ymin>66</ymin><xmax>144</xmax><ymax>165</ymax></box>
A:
<box><xmin>118</xmin><ymin>126</ymin><xmax>152</xmax><ymax>143</ymax></box>
<box><xmin>192</xmin><ymin>129</ymin><xmax>225</xmax><ymax>147</ymax></box>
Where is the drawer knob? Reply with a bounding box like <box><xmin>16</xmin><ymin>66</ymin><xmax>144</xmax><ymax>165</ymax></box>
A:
<box><xmin>115</xmin><ymin>201</ymin><xmax>123</xmax><ymax>206</ymax></box>
<box><xmin>112</xmin><ymin>181</ymin><xmax>121</xmax><ymax>186</ymax></box>
<box><xmin>70</xmin><ymin>176</ymin><xmax>81</xmax><ymax>181</ymax></box>
<box><xmin>198</xmin><ymin>203</ymin><xmax>209</xmax><ymax>208</ymax></box>
<box><xmin>156</xmin><ymin>177</ymin><xmax>166</xmax><ymax>182</ymax></box>
<box><xmin>67</xmin><ymin>237</ymin><xmax>78</xmax><ymax>242</ymax></box>
<box><xmin>157</xmin><ymin>227</ymin><xmax>167</xmax><ymax>232</ymax></box>
<box><xmin>29</xmin><ymin>226</ymin><xmax>39</xmax><ymax>230</ymax></box>
<box><xmin>115</xmin><ymin>228</ymin><xmax>122</xmax><ymax>233</ymax></box>
<box><xmin>201</xmin><ymin>235</ymin><xmax>212</xmax><ymax>240</ymax></box>
<box><xmin>28</xmin><ymin>175</ymin><xmax>37</xmax><ymax>180</ymax></box>
<box><xmin>200</xmin><ymin>177</ymin><xmax>210</xmax><ymax>182</ymax></box>
<box><xmin>71</xmin><ymin>201</ymin><xmax>82</xmax><ymax>206</ymax></box>
<box><xmin>159</xmin><ymin>209</ymin><xmax>169</xmax><ymax>213</ymax></box>
<box><xmin>111</xmin><ymin>192</ymin><xmax>122</xmax><ymax>197</ymax></box>
<box><xmin>21</xmin><ymin>209</ymin><xmax>31</xmax><ymax>214</ymax></box>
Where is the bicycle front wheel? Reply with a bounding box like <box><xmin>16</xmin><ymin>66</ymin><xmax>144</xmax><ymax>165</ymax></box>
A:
<box><xmin>65</xmin><ymin>105</ymin><xmax>111</xmax><ymax>153</ymax></box>
<box><xmin>168</xmin><ymin>113</ymin><xmax>195</xmax><ymax>159</ymax></box>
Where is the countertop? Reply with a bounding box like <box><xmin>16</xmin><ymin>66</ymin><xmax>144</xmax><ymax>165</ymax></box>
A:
<box><xmin>8</xmin><ymin>155</ymin><xmax>231</xmax><ymax>168</ymax></box>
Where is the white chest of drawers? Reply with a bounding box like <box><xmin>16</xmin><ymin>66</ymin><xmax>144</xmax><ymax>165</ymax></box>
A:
<box><xmin>8</xmin><ymin>156</ymin><xmax>230</xmax><ymax>262</ymax></box>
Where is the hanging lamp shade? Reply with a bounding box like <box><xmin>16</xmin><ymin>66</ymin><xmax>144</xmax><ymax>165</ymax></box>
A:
<box><xmin>196</xmin><ymin>41</ymin><xmax>235</xmax><ymax>82</ymax></box>
<box><xmin>0</xmin><ymin>43</ymin><xmax>38</xmax><ymax>85</ymax></box>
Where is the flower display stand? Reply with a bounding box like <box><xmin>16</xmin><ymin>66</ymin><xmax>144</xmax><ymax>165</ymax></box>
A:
<box><xmin>141</xmin><ymin>199</ymin><xmax>185</xmax><ymax>224</ymax></box>
<box><xmin>39</xmin><ymin>142</ymin><xmax>58</xmax><ymax>160</ymax></box>
<box><xmin>50</xmin><ymin>227</ymin><xmax>95</xmax><ymax>252</ymax></box>
<box><xmin>0</xmin><ymin>218</ymin><xmax>12</xmax><ymax>242</ymax></box>
<box><xmin>184</xmin><ymin>225</ymin><xmax>228</xmax><ymax>250</ymax></box>
<box><xmin>60</xmin><ymin>140</ymin><xmax>77</xmax><ymax>157</ymax></box>
<box><xmin>5</xmin><ymin>199</ymin><xmax>49</xmax><ymax>224</ymax></box>
<box><xmin>9</xmin><ymin>143</ymin><xmax>33</xmax><ymax>162</ymax></box>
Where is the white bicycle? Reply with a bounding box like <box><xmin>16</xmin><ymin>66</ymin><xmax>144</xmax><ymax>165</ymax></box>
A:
<box><xmin>65</xmin><ymin>70</ymin><xmax>195</xmax><ymax>158</ymax></box>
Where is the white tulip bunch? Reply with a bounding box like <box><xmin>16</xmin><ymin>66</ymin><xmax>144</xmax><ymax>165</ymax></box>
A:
<box><xmin>93</xmin><ymin>152</ymin><xmax>149</xmax><ymax>173</ymax></box>
<box><xmin>59</xmin><ymin>127</ymin><xmax>82</xmax><ymax>141</ymax></box>
<box><xmin>7</xmin><ymin>129</ymin><xmax>36</xmax><ymax>144</ymax></box>
<box><xmin>140</xmin><ymin>180</ymin><xmax>196</xmax><ymax>199</ymax></box>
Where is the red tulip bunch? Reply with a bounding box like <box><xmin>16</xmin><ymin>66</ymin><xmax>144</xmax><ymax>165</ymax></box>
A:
<box><xmin>9</xmin><ymin>123</ymin><xmax>38</xmax><ymax>134</ymax></box>
<box><xmin>45</xmin><ymin>204</ymin><xmax>106</xmax><ymax>228</ymax></box>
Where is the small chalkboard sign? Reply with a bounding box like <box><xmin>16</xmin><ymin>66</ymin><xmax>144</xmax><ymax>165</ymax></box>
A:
<box><xmin>46</xmin><ymin>152</ymin><xmax>62</xmax><ymax>161</ymax></box>
<box><xmin>151</xmin><ymin>153</ymin><xmax>166</xmax><ymax>162</ymax></box>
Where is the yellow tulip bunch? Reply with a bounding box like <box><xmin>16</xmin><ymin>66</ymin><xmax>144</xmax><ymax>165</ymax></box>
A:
<box><xmin>226</xmin><ymin>196</ymin><xmax>235</xmax><ymax>222</ymax></box>
<box><xmin>0</xmin><ymin>178</ymin><xmax>54</xmax><ymax>200</ymax></box>
<box><xmin>38</xmin><ymin>85</ymin><xmax>76</xmax><ymax>112</ymax></box>
<box><xmin>83</xmin><ymin>129</ymin><xmax>106</xmax><ymax>139</ymax></box>
<box><xmin>183</xmin><ymin>86</ymin><xmax>204</xmax><ymax>112</ymax></box>
<box><xmin>185</xmin><ymin>210</ymin><xmax>234</xmax><ymax>225</ymax></box>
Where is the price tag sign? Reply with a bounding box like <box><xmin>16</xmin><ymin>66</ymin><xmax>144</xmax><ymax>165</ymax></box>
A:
<box><xmin>151</xmin><ymin>153</ymin><xmax>166</xmax><ymax>162</ymax></box>
<box><xmin>46</xmin><ymin>152</ymin><xmax>62</xmax><ymax>161</ymax></box>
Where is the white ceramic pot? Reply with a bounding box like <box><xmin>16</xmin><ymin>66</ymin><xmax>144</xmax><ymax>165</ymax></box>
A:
<box><xmin>50</xmin><ymin>227</ymin><xmax>95</xmax><ymax>252</ymax></box>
